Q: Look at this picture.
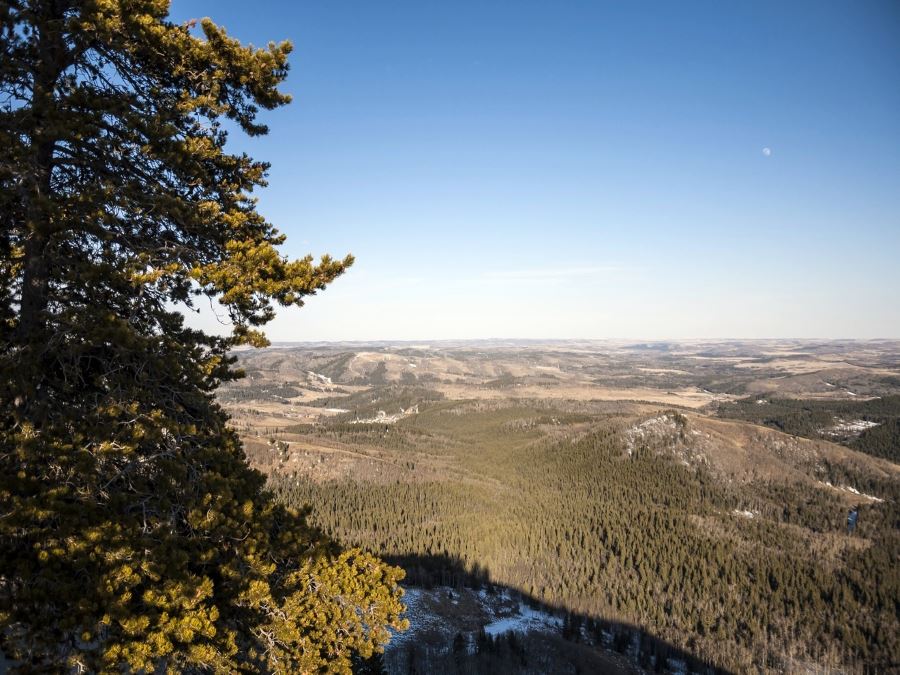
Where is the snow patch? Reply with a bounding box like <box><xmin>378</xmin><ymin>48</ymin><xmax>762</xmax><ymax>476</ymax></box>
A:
<box><xmin>839</xmin><ymin>485</ymin><xmax>884</xmax><ymax>503</ymax></box>
<box><xmin>820</xmin><ymin>482</ymin><xmax>884</xmax><ymax>503</ymax></box>
<box><xmin>388</xmin><ymin>588</ymin><xmax>438</xmax><ymax>647</ymax></box>
<box><xmin>483</xmin><ymin>601</ymin><xmax>562</xmax><ymax>637</ymax></box>
<box><xmin>349</xmin><ymin>405</ymin><xmax>419</xmax><ymax>425</ymax></box>
<box><xmin>668</xmin><ymin>657</ymin><xmax>689</xmax><ymax>675</ymax></box>
<box><xmin>624</xmin><ymin>414</ymin><xmax>678</xmax><ymax>456</ymax></box>
<box><xmin>823</xmin><ymin>419</ymin><xmax>880</xmax><ymax>436</ymax></box>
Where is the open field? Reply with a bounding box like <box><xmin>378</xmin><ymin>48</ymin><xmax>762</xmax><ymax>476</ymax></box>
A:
<box><xmin>222</xmin><ymin>339</ymin><xmax>900</xmax><ymax>421</ymax></box>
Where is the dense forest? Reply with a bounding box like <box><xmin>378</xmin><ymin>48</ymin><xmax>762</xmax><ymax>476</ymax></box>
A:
<box><xmin>265</xmin><ymin>395</ymin><xmax>900</xmax><ymax>673</ymax></box>
<box><xmin>717</xmin><ymin>395</ymin><xmax>900</xmax><ymax>462</ymax></box>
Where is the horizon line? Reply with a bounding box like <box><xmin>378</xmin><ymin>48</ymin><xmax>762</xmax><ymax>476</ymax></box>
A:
<box><xmin>259</xmin><ymin>336</ymin><xmax>900</xmax><ymax>344</ymax></box>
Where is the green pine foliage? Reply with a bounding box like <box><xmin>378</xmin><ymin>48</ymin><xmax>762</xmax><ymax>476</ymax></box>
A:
<box><xmin>0</xmin><ymin>2</ymin><xmax>404</xmax><ymax>672</ymax></box>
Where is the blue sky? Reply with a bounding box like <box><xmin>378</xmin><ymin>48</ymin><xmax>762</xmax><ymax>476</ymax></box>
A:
<box><xmin>171</xmin><ymin>1</ymin><xmax>900</xmax><ymax>340</ymax></box>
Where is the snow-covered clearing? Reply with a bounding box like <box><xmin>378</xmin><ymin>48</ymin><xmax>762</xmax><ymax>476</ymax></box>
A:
<box><xmin>387</xmin><ymin>588</ymin><xmax>440</xmax><ymax>647</ymax></box>
<box><xmin>387</xmin><ymin>585</ymin><xmax>563</xmax><ymax>650</ymax></box>
<box><xmin>348</xmin><ymin>405</ymin><xmax>419</xmax><ymax>425</ymax></box>
<box><xmin>481</xmin><ymin>594</ymin><xmax>562</xmax><ymax>637</ymax></box>
<box><xmin>823</xmin><ymin>419</ymin><xmax>880</xmax><ymax>435</ymax></box>
<box><xmin>306</xmin><ymin>371</ymin><xmax>333</xmax><ymax>386</ymax></box>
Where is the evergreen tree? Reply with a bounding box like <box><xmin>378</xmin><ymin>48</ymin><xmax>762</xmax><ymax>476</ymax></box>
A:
<box><xmin>0</xmin><ymin>1</ymin><xmax>406</xmax><ymax>672</ymax></box>
<box><xmin>351</xmin><ymin>650</ymin><xmax>387</xmax><ymax>675</ymax></box>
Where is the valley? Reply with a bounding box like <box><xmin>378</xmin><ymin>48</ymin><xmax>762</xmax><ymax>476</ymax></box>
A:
<box><xmin>221</xmin><ymin>340</ymin><xmax>900</xmax><ymax>674</ymax></box>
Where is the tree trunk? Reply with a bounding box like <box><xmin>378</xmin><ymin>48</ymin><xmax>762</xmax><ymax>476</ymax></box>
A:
<box><xmin>16</xmin><ymin>2</ymin><xmax>65</xmax><ymax>345</ymax></box>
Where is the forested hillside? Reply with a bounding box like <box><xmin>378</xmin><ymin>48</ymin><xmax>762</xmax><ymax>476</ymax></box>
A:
<box><xmin>717</xmin><ymin>395</ymin><xmax>900</xmax><ymax>462</ymax></box>
<box><xmin>220</xmin><ymin>342</ymin><xmax>900</xmax><ymax>673</ymax></box>
<box><xmin>261</xmin><ymin>393</ymin><xmax>899</xmax><ymax>673</ymax></box>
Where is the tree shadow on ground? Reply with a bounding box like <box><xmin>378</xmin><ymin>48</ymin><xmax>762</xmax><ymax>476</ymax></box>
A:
<box><xmin>373</xmin><ymin>553</ymin><xmax>734</xmax><ymax>675</ymax></box>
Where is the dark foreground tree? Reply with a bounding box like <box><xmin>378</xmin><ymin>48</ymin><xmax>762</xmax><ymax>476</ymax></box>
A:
<box><xmin>0</xmin><ymin>1</ymin><xmax>406</xmax><ymax>671</ymax></box>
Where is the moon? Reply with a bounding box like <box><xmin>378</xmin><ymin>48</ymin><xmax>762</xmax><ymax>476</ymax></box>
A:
<box><xmin>762</xmin><ymin>147</ymin><xmax>772</xmax><ymax>157</ymax></box>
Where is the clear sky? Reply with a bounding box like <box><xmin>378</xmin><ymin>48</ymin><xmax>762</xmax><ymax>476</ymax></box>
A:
<box><xmin>171</xmin><ymin>1</ymin><xmax>900</xmax><ymax>340</ymax></box>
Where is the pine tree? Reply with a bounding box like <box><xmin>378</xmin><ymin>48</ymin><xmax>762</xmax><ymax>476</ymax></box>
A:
<box><xmin>0</xmin><ymin>1</ymin><xmax>406</xmax><ymax>672</ymax></box>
